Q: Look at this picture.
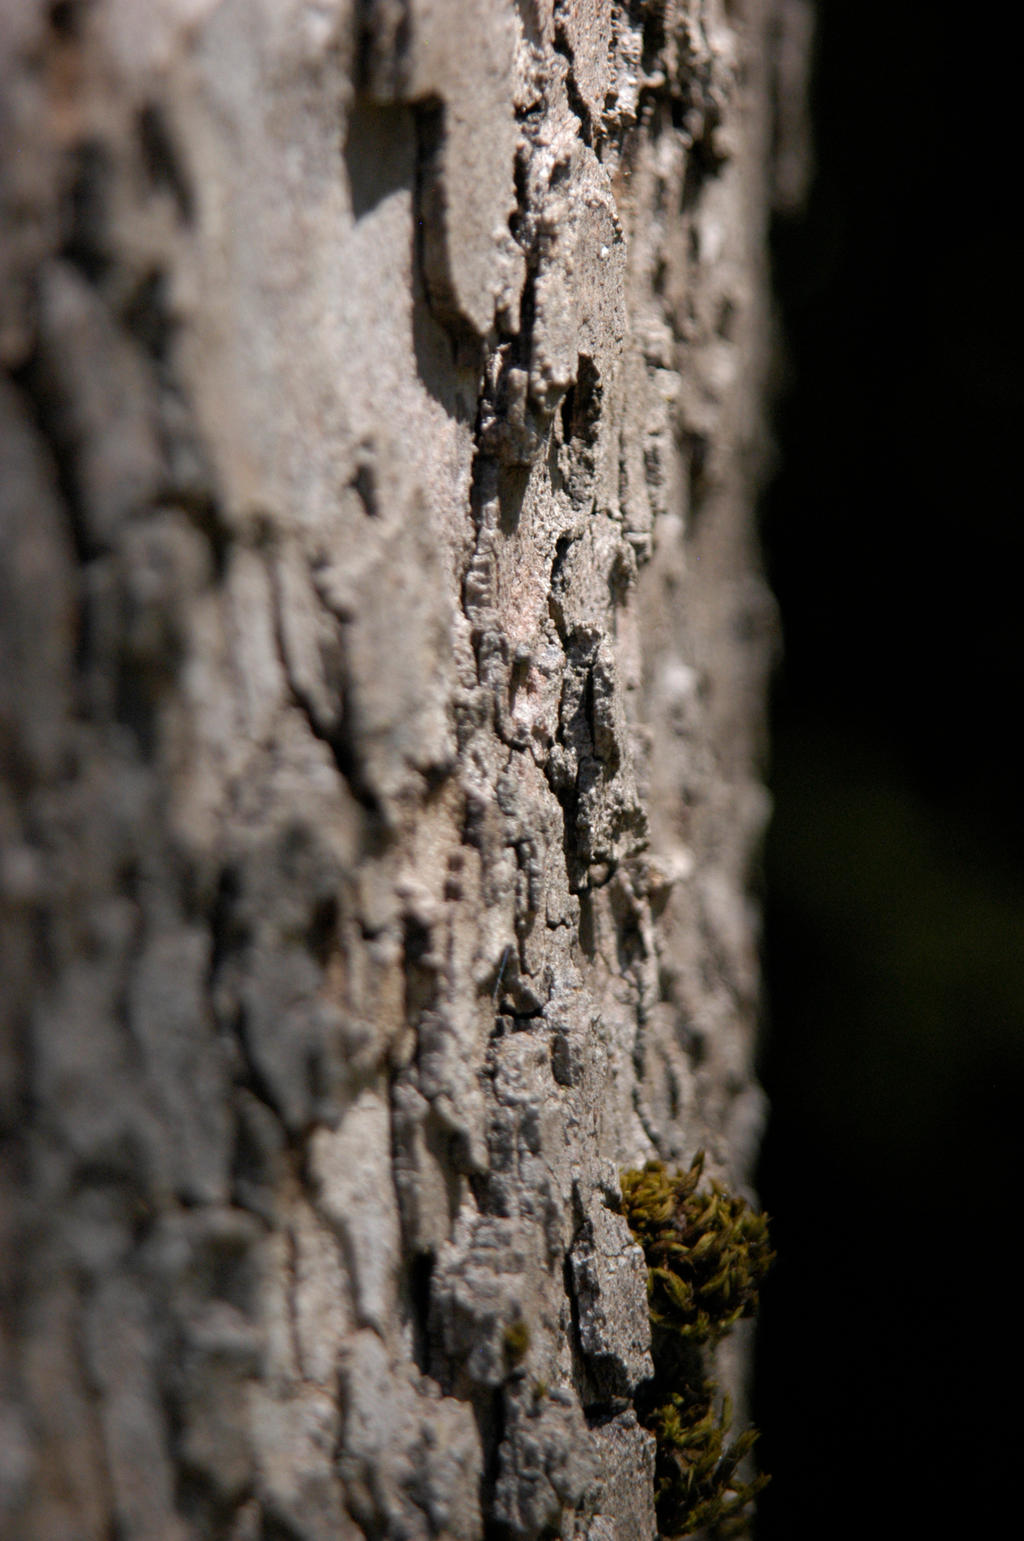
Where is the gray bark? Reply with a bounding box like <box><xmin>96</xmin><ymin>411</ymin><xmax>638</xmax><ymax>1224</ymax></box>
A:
<box><xmin>1</xmin><ymin>3</ymin><xmax>797</xmax><ymax>1536</ymax></box>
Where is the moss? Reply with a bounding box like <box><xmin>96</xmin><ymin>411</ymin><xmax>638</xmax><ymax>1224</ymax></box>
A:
<box><xmin>621</xmin><ymin>1155</ymin><xmax>774</xmax><ymax>1349</ymax></box>
<box><xmin>645</xmin><ymin>1383</ymin><xmax>767</xmax><ymax>1538</ymax></box>
<box><xmin>502</xmin><ymin>1317</ymin><xmax>532</xmax><ymax>1371</ymax></box>
<box><xmin>621</xmin><ymin>1155</ymin><xmax>774</xmax><ymax>1539</ymax></box>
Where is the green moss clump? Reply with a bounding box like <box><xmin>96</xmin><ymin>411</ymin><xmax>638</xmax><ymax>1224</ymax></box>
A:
<box><xmin>621</xmin><ymin>1154</ymin><xmax>774</xmax><ymax>1349</ymax></box>
<box><xmin>621</xmin><ymin>1154</ymin><xmax>774</xmax><ymax>1538</ymax></box>
<box><xmin>646</xmin><ymin>1383</ymin><xmax>767</xmax><ymax>1538</ymax></box>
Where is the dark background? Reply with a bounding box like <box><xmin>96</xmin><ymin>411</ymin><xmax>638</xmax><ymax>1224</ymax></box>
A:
<box><xmin>754</xmin><ymin>2</ymin><xmax>1024</xmax><ymax>1534</ymax></box>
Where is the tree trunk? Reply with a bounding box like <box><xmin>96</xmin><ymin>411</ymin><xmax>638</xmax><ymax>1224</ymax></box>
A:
<box><xmin>1</xmin><ymin>3</ymin><xmax>797</xmax><ymax>1536</ymax></box>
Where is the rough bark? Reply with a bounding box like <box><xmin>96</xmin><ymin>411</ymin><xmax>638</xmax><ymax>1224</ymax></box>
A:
<box><xmin>1</xmin><ymin>3</ymin><xmax>791</xmax><ymax>1537</ymax></box>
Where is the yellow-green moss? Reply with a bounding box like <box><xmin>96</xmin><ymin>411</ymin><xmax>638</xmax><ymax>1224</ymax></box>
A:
<box><xmin>645</xmin><ymin>1382</ymin><xmax>767</xmax><ymax>1538</ymax></box>
<box><xmin>502</xmin><ymin>1317</ymin><xmax>532</xmax><ymax>1372</ymax></box>
<box><xmin>621</xmin><ymin>1155</ymin><xmax>774</xmax><ymax>1349</ymax></box>
<box><xmin>621</xmin><ymin>1154</ymin><xmax>774</xmax><ymax>1538</ymax></box>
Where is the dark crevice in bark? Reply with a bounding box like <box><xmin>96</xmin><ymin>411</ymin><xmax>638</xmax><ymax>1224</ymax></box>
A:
<box><xmin>411</xmin><ymin>97</ymin><xmax>488</xmax><ymax>360</ymax></box>
<box><xmin>683</xmin><ymin>429</ymin><xmax>710</xmax><ymax>538</ymax></box>
<box><xmin>122</xmin><ymin>268</ymin><xmax>174</xmax><ymax>362</ymax></box>
<box><xmin>306</xmin><ymin>895</ymin><xmax>339</xmax><ymax>969</ymax></box>
<box><xmin>209</xmin><ymin>868</ymin><xmax>298</xmax><ymax>1148</ymax></box>
<box><xmin>59</xmin><ymin>138</ymin><xmax>115</xmax><ymax>285</ymax></box>
<box><xmin>402</xmin><ymin>912</ymin><xmax>439</xmax><ymax>1024</ymax></box>
<box><xmin>633</xmin><ymin>0</ymin><xmax>667</xmax><ymax>78</ymax></box>
<box><xmin>262</xmin><ymin>1513</ymin><xmax>311</xmax><ymax>1541</ymax></box>
<box><xmin>477</xmin><ymin>1387</ymin><xmax>510</xmax><ymax>1541</ymax></box>
<box><xmin>552</xmin><ymin>18</ymin><xmax>594</xmax><ymax>150</ymax></box>
<box><xmin>267</xmin><ymin>550</ymin><xmax>385</xmax><ymax>820</ymax></box>
<box><xmin>345</xmin><ymin>98</ymin><xmax>414</xmax><ymax>220</ymax></box>
<box><xmin>231</xmin><ymin>1007</ymin><xmax>292</xmax><ymax>1133</ymax></box>
<box><xmin>679</xmin><ymin>132</ymin><xmax>720</xmax><ymax>211</ymax></box>
<box><xmin>324</xmin><ymin>692</ymin><xmax>384</xmax><ymax>819</ymax></box>
<box><xmin>10</xmin><ymin>353</ymin><xmax>93</xmax><ymax>565</ymax></box>
<box><xmin>509</xmin><ymin>139</ymin><xmax>532</xmax><ymax>247</ymax></box>
<box><xmin>561</xmin><ymin>1223</ymin><xmax>593</xmax><ymax>1410</ymax></box>
<box><xmin>48</xmin><ymin>0</ymin><xmax>84</xmax><ymax>36</ymax></box>
<box><xmin>137</xmin><ymin>103</ymin><xmax>195</xmax><ymax>224</ymax></box>
<box><xmin>560</xmin><ymin>355</ymin><xmax>602</xmax><ymax>448</ymax></box>
<box><xmin>407</xmin><ymin>1248</ymin><xmax>435</xmax><ymax>1376</ymax></box>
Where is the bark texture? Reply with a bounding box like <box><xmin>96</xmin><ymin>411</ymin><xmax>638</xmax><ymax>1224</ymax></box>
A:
<box><xmin>1</xmin><ymin>3</ymin><xmax>791</xmax><ymax>1536</ymax></box>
